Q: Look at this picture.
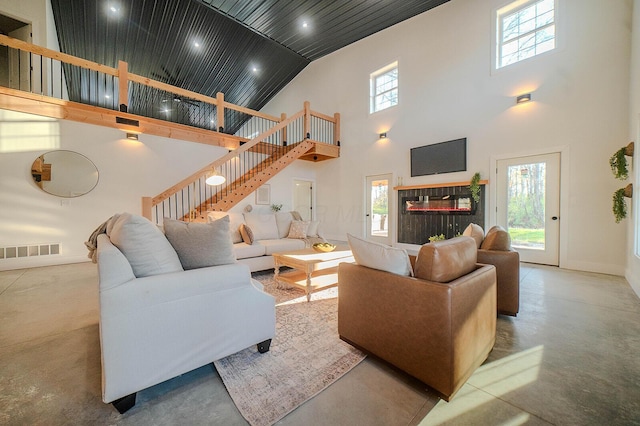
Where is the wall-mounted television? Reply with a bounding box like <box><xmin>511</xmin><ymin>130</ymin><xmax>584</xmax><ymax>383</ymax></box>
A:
<box><xmin>410</xmin><ymin>138</ymin><xmax>467</xmax><ymax>177</ymax></box>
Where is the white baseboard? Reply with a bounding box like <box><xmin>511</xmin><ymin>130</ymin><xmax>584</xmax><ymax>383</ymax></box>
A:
<box><xmin>0</xmin><ymin>255</ymin><xmax>91</xmax><ymax>272</ymax></box>
<box><xmin>560</xmin><ymin>260</ymin><xmax>625</xmax><ymax>277</ymax></box>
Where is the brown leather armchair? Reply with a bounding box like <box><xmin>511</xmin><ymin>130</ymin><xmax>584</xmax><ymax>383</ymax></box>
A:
<box><xmin>338</xmin><ymin>237</ymin><xmax>496</xmax><ymax>401</ymax></box>
<box><xmin>464</xmin><ymin>224</ymin><xmax>520</xmax><ymax>316</ymax></box>
<box><xmin>477</xmin><ymin>248</ymin><xmax>519</xmax><ymax>316</ymax></box>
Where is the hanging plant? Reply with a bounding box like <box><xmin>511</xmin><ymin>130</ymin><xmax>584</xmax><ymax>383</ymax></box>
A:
<box><xmin>469</xmin><ymin>172</ymin><xmax>481</xmax><ymax>203</ymax></box>
<box><xmin>612</xmin><ymin>188</ymin><xmax>627</xmax><ymax>223</ymax></box>
<box><xmin>609</xmin><ymin>142</ymin><xmax>634</xmax><ymax>180</ymax></box>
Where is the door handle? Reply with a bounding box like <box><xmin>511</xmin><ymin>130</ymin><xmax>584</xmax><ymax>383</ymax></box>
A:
<box><xmin>551</xmin><ymin>216</ymin><xmax>558</xmax><ymax>220</ymax></box>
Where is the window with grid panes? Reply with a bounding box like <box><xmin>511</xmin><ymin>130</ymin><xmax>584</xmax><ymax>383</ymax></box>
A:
<box><xmin>497</xmin><ymin>0</ymin><xmax>556</xmax><ymax>69</ymax></box>
<box><xmin>370</xmin><ymin>62</ymin><xmax>398</xmax><ymax>113</ymax></box>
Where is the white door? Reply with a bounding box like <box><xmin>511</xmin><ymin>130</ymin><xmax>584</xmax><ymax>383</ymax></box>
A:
<box><xmin>293</xmin><ymin>179</ymin><xmax>313</xmax><ymax>221</ymax></box>
<box><xmin>365</xmin><ymin>174</ymin><xmax>392</xmax><ymax>245</ymax></box>
<box><xmin>496</xmin><ymin>153</ymin><xmax>560</xmax><ymax>265</ymax></box>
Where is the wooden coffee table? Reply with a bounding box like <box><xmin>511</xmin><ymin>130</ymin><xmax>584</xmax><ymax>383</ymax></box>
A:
<box><xmin>273</xmin><ymin>246</ymin><xmax>354</xmax><ymax>301</ymax></box>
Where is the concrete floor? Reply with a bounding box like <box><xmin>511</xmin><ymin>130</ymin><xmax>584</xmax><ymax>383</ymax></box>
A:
<box><xmin>1</xmin><ymin>262</ymin><xmax>639</xmax><ymax>425</ymax></box>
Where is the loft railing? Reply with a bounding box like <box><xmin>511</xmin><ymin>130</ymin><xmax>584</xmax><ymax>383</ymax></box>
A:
<box><xmin>0</xmin><ymin>35</ymin><xmax>341</xmax><ymax>221</ymax></box>
<box><xmin>0</xmin><ymin>34</ymin><xmax>286</xmax><ymax>134</ymax></box>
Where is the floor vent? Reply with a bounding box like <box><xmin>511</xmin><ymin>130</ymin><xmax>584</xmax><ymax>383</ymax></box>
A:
<box><xmin>0</xmin><ymin>243</ymin><xmax>61</xmax><ymax>260</ymax></box>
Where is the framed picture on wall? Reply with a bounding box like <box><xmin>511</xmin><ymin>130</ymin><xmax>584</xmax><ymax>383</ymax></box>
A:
<box><xmin>256</xmin><ymin>185</ymin><xmax>270</xmax><ymax>205</ymax></box>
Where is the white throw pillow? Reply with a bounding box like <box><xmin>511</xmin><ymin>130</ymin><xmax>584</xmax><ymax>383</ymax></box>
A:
<box><xmin>207</xmin><ymin>211</ymin><xmax>245</xmax><ymax>244</ymax></box>
<box><xmin>275</xmin><ymin>211</ymin><xmax>294</xmax><ymax>238</ymax></box>
<box><xmin>306</xmin><ymin>220</ymin><xmax>320</xmax><ymax>237</ymax></box>
<box><xmin>164</xmin><ymin>216</ymin><xmax>236</xmax><ymax>270</ymax></box>
<box><xmin>106</xmin><ymin>213</ymin><xmax>183</xmax><ymax>278</ymax></box>
<box><xmin>243</xmin><ymin>213</ymin><xmax>279</xmax><ymax>240</ymax></box>
<box><xmin>288</xmin><ymin>220</ymin><xmax>309</xmax><ymax>239</ymax></box>
<box><xmin>347</xmin><ymin>233</ymin><xmax>413</xmax><ymax>276</ymax></box>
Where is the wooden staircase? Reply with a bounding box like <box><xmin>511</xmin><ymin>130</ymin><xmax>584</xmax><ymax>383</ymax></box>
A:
<box><xmin>143</xmin><ymin>108</ymin><xmax>340</xmax><ymax>223</ymax></box>
<box><xmin>184</xmin><ymin>140</ymin><xmax>316</xmax><ymax>220</ymax></box>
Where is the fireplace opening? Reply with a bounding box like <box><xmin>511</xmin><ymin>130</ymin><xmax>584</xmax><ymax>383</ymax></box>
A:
<box><xmin>403</xmin><ymin>194</ymin><xmax>475</xmax><ymax>215</ymax></box>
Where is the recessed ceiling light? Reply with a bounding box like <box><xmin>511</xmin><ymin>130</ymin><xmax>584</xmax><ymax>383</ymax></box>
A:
<box><xmin>252</xmin><ymin>67</ymin><xmax>258</xmax><ymax>72</ymax></box>
<box><xmin>106</xmin><ymin>3</ymin><xmax>121</xmax><ymax>18</ymax></box>
<box><xmin>302</xmin><ymin>21</ymin><xmax>308</xmax><ymax>28</ymax></box>
<box><xmin>194</xmin><ymin>41</ymin><xmax>200</xmax><ymax>48</ymax></box>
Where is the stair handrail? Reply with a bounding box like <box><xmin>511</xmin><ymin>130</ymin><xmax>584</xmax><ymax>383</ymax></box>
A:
<box><xmin>145</xmin><ymin>109</ymin><xmax>305</xmax><ymax>210</ymax></box>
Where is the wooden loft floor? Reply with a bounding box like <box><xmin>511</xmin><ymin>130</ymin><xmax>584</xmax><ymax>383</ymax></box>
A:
<box><xmin>0</xmin><ymin>87</ymin><xmax>339</xmax><ymax>161</ymax></box>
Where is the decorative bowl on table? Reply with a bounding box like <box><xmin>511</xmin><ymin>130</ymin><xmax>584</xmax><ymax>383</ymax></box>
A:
<box><xmin>313</xmin><ymin>242</ymin><xmax>336</xmax><ymax>253</ymax></box>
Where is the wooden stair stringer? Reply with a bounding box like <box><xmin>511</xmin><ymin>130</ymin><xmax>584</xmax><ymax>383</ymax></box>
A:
<box><xmin>207</xmin><ymin>139</ymin><xmax>316</xmax><ymax>213</ymax></box>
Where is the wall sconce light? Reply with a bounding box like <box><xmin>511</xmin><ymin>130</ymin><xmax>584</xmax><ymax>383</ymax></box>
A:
<box><xmin>516</xmin><ymin>93</ymin><xmax>532</xmax><ymax>104</ymax></box>
<box><xmin>205</xmin><ymin>169</ymin><xmax>226</xmax><ymax>186</ymax></box>
<box><xmin>379</xmin><ymin>132</ymin><xmax>387</xmax><ymax>139</ymax></box>
<box><xmin>126</xmin><ymin>133</ymin><xmax>139</xmax><ymax>140</ymax></box>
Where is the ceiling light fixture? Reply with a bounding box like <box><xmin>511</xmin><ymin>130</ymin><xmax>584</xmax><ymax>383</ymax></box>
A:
<box><xmin>205</xmin><ymin>169</ymin><xmax>226</xmax><ymax>186</ymax></box>
<box><xmin>302</xmin><ymin>21</ymin><xmax>308</xmax><ymax>28</ymax></box>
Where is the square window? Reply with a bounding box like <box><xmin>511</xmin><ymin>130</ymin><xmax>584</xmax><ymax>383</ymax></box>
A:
<box><xmin>370</xmin><ymin>62</ymin><xmax>398</xmax><ymax>113</ymax></box>
<box><xmin>497</xmin><ymin>0</ymin><xmax>557</xmax><ymax>69</ymax></box>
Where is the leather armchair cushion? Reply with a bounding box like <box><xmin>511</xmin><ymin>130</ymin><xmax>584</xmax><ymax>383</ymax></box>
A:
<box><xmin>480</xmin><ymin>225</ymin><xmax>512</xmax><ymax>251</ymax></box>
<box><xmin>462</xmin><ymin>223</ymin><xmax>484</xmax><ymax>248</ymax></box>
<box><xmin>414</xmin><ymin>236</ymin><xmax>477</xmax><ymax>283</ymax></box>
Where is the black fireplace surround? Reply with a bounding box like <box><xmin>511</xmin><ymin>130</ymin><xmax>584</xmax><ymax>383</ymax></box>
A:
<box><xmin>397</xmin><ymin>185</ymin><xmax>485</xmax><ymax>245</ymax></box>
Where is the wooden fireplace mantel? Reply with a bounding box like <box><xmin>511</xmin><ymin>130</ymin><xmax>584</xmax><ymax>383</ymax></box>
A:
<box><xmin>393</xmin><ymin>180</ymin><xmax>488</xmax><ymax>191</ymax></box>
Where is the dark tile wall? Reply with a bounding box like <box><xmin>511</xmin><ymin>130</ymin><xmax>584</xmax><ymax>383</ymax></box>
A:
<box><xmin>397</xmin><ymin>185</ymin><xmax>485</xmax><ymax>245</ymax></box>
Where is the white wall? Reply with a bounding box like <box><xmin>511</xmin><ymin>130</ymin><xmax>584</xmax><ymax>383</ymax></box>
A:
<box><xmin>0</xmin><ymin>110</ymin><xmax>231</xmax><ymax>269</ymax></box>
<box><xmin>263</xmin><ymin>0</ymin><xmax>633</xmax><ymax>276</ymax></box>
<box><xmin>627</xmin><ymin>0</ymin><xmax>640</xmax><ymax>295</ymax></box>
<box><xmin>0</xmin><ymin>0</ymin><xmax>49</xmax><ymax>46</ymax></box>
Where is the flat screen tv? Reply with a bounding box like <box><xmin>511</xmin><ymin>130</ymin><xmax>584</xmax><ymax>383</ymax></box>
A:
<box><xmin>410</xmin><ymin>138</ymin><xmax>467</xmax><ymax>177</ymax></box>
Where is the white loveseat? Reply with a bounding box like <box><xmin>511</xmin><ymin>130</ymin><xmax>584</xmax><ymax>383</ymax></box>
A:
<box><xmin>96</xmin><ymin>213</ymin><xmax>275</xmax><ymax>413</ymax></box>
<box><xmin>208</xmin><ymin>211</ymin><xmax>325</xmax><ymax>272</ymax></box>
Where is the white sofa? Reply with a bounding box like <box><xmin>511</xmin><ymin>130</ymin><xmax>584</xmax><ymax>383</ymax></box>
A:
<box><xmin>96</xmin><ymin>213</ymin><xmax>275</xmax><ymax>413</ymax></box>
<box><xmin>208</xmin><ymin>211</ymin><xmax>325</xmax><ymax>272</ymax></box>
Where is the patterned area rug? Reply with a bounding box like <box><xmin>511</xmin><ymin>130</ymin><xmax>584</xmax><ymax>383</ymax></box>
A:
<box><xmin>213</xmin><ymin>271</ymin><xmax>366</xmax><ymax>426</ymax></box>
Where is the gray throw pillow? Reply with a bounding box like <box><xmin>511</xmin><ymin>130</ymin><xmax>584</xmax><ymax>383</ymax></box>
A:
<box><xmin>106</xmin><ymin>212</ymin><xmax>183</xmax><ymax>278</ymax></box>
<box><xmin>163</xmin><ymin>216</ymin><xmax>236</xmax><ymax>270</ymax></box>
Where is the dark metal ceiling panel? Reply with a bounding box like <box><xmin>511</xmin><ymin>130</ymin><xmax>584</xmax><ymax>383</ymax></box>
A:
<box><xmin>48</xmin><ymin>0</ymin><xmax>449</xmax><ymax>133</ymax></box>
<box><xmin>199</xmin><ymin>0</ymin><xmax>450</xmax><ymax>61</ymax></box>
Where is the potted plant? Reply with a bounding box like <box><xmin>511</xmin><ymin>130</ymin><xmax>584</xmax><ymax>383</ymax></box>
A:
<box><xmin>270</xmin><ymin>204</ymin><xmax>283</xmax><ymax>212</ymax></box>
<box><xmin>469</xmin><ymin>172</ymin><xmax>481</xmax><ymax>203</ymax></box>
<box><xmin>609</xmin><ymin>142</ymin><xmax>634</xmax><ymax>180</ymax></box>
<box><xmin>428</xmin><ymin>234</ymin><xmax>446</xmax><ymax>243</ymax></box>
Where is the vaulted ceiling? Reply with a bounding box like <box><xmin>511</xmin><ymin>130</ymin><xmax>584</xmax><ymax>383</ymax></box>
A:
<box><xmin>50</xmin><ymin>0</ymin><xmax>448</xmax><ymax>132</ymax></box>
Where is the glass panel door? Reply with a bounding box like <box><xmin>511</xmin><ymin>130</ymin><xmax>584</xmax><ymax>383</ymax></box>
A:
<box><xmin>366</xmin><ymin>174</ymin><xmax>392</xmax><ymax>245</ymax></box>
<box><xmin>497</xmin><ymin>153</ymin><xmax>560</xmax><ymax>265</ymax></box>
